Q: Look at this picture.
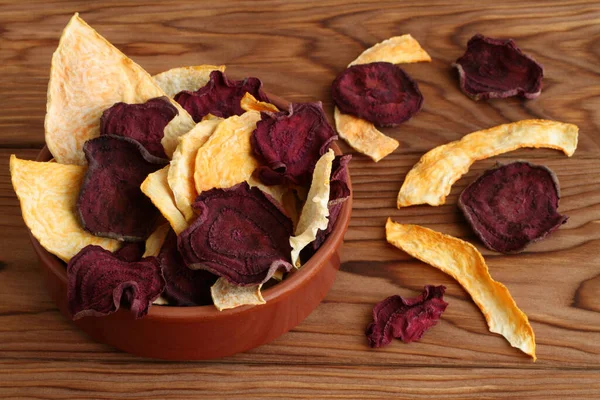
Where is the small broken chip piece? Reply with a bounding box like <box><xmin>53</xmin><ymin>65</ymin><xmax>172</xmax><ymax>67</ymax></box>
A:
<box><xmin>240</xmin><ymin>92</ymin><xmax>279</xmax><ymax>113</ymax></box>
<box><xmin>168</xmin><ymin>118</ymin><xmax>222</xmax><ymax>221</ymax></box>
<box><xmin>45</xmin><ymin>13</ymin><xmax>195</xmax><ymax>165</ymax></box>
<box><xmin>141</xmin><ymin>166</ymin><xmax>188</xmax><ymax>235</ymax></box>
<box><xmin>100</xmin><ymin>97</ymin><xmax>177</xmax><ymax>159</ymax></box>
<box><xmin>152</xmin><ymin>65</ymin><xmax>226</xmax><ymax>97</ymax></box>
<box><xmin>289</xmin><ymin>149</ymin><xmax>335</xmax><ymax>267</ymax></box>
<box><xmin>67</xmin><ymin>245</ymin><xmax>165</xmax><ymax>319</ymax></box>
<box><xmin>194</xmin><ymin>111</ymin><xmax>261</xmax><ymax>194</ymax></box>
<box><xmin>385</xmin><ymin>219</ymin><xmax>536</xmax><ymax>360</ymax></box>
<box><xmin>10</xmin><ymin>156</ymin><xmax>120</xmax><ymax>262</ymax></box>
<box><xmin>211</xmin><ymin>277</ymin><xmax>265</xmax><ymax>311</ymax></box>
<box><xmin>252</xmin><ymin>102</ymin><xmax>337</xmax><ymax>186</ymax></box>
<box><xmin>78</xmin><ymin>135</ymin><xmax>167</xmax><ymax>241</ymax></box>
<box><xmin>397</xmin><ymin>119</ymin><xmax>579</xmax><ymax>208</ymax></box>
<box><xmin>178</xmin><ymin>182</ymin><xmax>293</xmax><ymax>286</ymax></box>
<box><xmin>365</xmin><ymin>285</ymin><xmax>448</xmax><ymax>348</ymax></box>
<box><xmin>175</xmin><ymin>70</ymin><xmax>269</xmax><ymax>122</ymax></box>
<box><xmin>453</xmin><ymin>34</ymin><xmax>544</xmax><ymax>101</ymax></box>
<box><xmin>459</xmin><ymin>161</ymin><xmax>568</xmax><ymax>253</ymax></box>
<box><xmin>332</xmin><ymin>62</ymin><xmax>424</xmax><ymax>127</ymax></box>
<box><xmin>143</xmin><ymin>222</ymin><xmax>171</xmax><ymax>258</ymax></box>
<box><xmin>349</xmin><ymin>34</ymin><xmax>432</xmax><ymax>67</ymax></box>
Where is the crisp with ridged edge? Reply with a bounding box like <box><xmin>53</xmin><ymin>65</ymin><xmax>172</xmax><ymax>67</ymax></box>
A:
<box><xmin>211</xmin><ymin>278</ymin><xmax>265</xmax><ymax>311</ymax></box>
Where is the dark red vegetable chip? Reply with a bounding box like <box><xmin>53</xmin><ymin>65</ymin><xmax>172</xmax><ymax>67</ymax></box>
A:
<box><xmin>78</xmin><ymin>135</ymin><xmax>167</xmax><ymax>242</ymax></box>
<box><xmin>452</xmin><ymin>34</ymin><xmax>544</xmax><ymax>101</ymax></box>
<box><xmin>100</xmin><ymin>97</ymin><xmax>177</xmax><ymax>159</ymax></box>
<box><xmin>331</xmin><ymin>62</ymin><xmax>423</xmax><ymax>127</ymax></box>
<box><xmin>174</xmin><ymin>70</ymin><xmax>269</xmax><ymax>122</ymax></box>
<box><xmin>366</xmin><ymin>285</ymin><xmax>448</xmax><ymax>348</ymax></box>
<box><xmin>458</xmin><ymin>161</ymin><xmax>567</xmax><ymax>253</ymax></box>
<box><xmin>67</xmin><ymin>245</ymin><xmax>165</xmax><ymax>320</ymax></box>
<box><xmin>251</xmin><ymin>102</ymin><xmax>337</xmax><ymax>186</ymax></box>
<box><xmin>178</xmin><ymin>182</ymin><xmax>293</xmax><ymax>285</ymax></box>
<box><xmin>114</xmin><ymin>242</ymin><xmax>145</xmax><ymax>262</ymax></box>
<box><xmin>158</xmin><ymin>229</ymin><xmax>217</xmax><ymax>306</ymax></box>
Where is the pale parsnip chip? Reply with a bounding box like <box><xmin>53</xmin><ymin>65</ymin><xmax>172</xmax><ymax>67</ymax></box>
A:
<box><xmin>334</xmin><ymin>108</ymin><xmax>399</xmax><ymax>162</ymax></box>
<box><xmin>194</xmin><ymin>111</ymin><xmax>261</xmax><ymax>193</ymax></box>
<box><xmin>45</xmin><ymin>13</ymin><xmax>195</xmax><ymax>165</ymax></box>
<box><xmin>143</xmin><ymin>222</ymin><xmax>171</xmax><ymax>258</ymax></box>
<box><xmin>141</xmin><ymin>166</ymin><xmax>188</xmax><ymax>235</ymax></box>
<box><xmin>240</xmin><ymin>92</ymin><xmax>279</xmax><ymax>113</ymax></box>
<box><xmin>10</xmin><ymin>156</ymin><xmax>120</xmax><ymax>262</ymax></box>
<box><xmin>211</xmin><ymin>277</ymin><xmax>265</xmax><ymax>311</ymax></box>
<box><xmin>168</xmin><ymin>118</ymin><xmax>222</xmax><ymax>221</ymax></box>
<box><xmin>246</xmin><ymin>174</ymin><xmax>287</xmax><ymax>206</ymax></box>
<box><xmin>397</xmin><ymin>119</ymin><xmax>579</xmax><ymax>208</ymax></box>
<box><xmin>385</xmin><ymin>219</ymin><xmax>536</xmax><ymax>360</ymax></box>
<box><xmin>335</xmin><ymin>34</ymin><xmax>431</xmax><ymax>161</ymax></box>
<box><xmin>289</xmin><ymin>149</ymin><xmax>335</xmax><ymax>267</ymax></box>
<box><xmin>152</xmin><ymin>65</ymin><xmax>226</xmax><ymax>97</ymax></box>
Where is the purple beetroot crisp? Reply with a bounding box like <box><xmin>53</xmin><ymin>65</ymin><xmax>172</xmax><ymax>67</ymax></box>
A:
<box><xmin>67</xmin><ymin>245</ymin><xmax>165</xmax><ymax>320</ymax></box>
<box><xmin>252</xmin><ymin>102</ymin><xmax>337</xmax><ymax>186</ymax></box>
<box><xmin>331</xmin><ymin>61</ymin><xmax>424</xmax><ymax>127</ymax></box>
<box><xmin>366</xmin><ymin>285</ymin><xmax>448</xmax><ymax>348</ymax></box>
<box><xmin>174</xmin><ymin>70</ymin><xmax>269</xmax><ymax>122</ymax></box>
<box><xmin>100</xmin><ymin>97</ymin><xmax>178</xmax><ymax>159</ymax></box>
<box><xmin>453</xmin><ymin>34</ymin><xmax>544</xmax><ymax>101</ymax></box>
<box><xmin>178</xmin><ymin>182</ymin><xmax>294</xmax><ymax>286</ymax></box>
<box><xmin>458</xmin><ymin>161</ymin><xmax>568</xmax><ymax>253</ymax></box>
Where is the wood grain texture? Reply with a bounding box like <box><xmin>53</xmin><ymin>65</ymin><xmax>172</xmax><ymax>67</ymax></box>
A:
<box><xmin>1</xmin><ymin>0</ymin><xmax>600</xmax><ymax>398</ymax></box>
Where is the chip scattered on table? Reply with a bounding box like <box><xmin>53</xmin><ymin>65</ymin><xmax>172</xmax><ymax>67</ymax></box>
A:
<box><xmin>349</xmin><ymin>34</ymin><xmax>432</xmax><ymax>67</ymax></box>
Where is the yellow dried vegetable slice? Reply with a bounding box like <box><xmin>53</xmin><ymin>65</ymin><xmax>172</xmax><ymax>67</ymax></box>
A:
<box><xmin>168</xmin><ymin>118</ymin><xmax>222</xmax><ymax>221</ymax></box>
<box><xmin>194</xmin><ymin>111</ymin><xmax>261</xmax><ymax>193</ymax></box>
<box><xmin>152</xmin><ymin>65</ymin><xmax>226</xmax><ymax>97</ymax></box>
<box><xmin>385</xmin><ymin>219</ymin><xmax>536</xmax><ymax>360</ymax></box>
<box><xmin>246</xmin><ymin>175</ymin><xmax>287</xmax><ymax>206</ymax></box>
<box><xmin>349</xmin><ymin>34</ymin><xmax>432</xmax><ymax>66</ymax></box>
<box><xmin>240</xmin><ymin>92</ymin><xmax>279</xmax><ymax>113</ymax></box>
<box><xmin>141</xmin><ymin>166</ymin><xmax>188</xmax><ymax>235</ymax></box>
<box><xmin>211</xmin><ymin>278</ymin><xmax>265</xmax><ymax>311</ymax></box>
<box><xmin>143</xmin><ymin>222</ymin><xmax>171</xmax><ymax>258</ymax></box>
<box><xmin>45</xmin><ymin>14</ymin><xmax>195</xmax><ymax>165</ymax></box>
<box><xmin>289</xmin><ymin>149</ymin><xmax>335</xmax><ymax>267</ymax></box>
<box><xmin>397</xmin><ymin>119</ymin><xmax>579</xmax><ymax>208</ymax></box>
<box><xmin>10</xmin><ymin>156</ymin><xmax>120</xmax><ymax>262</ymax></box>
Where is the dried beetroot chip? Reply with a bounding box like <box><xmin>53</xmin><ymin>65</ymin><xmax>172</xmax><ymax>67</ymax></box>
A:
<box><xmin>178</xmin><ymin>182</ymin><xmax>293</xmax><ymax>285</ymax></box>
<box><xmin>458</xmin><ymin>161</ymin><xmax>567</xmax><ymax>253</ymax></box>
<box><xmin>252</xmin><ymin>102</ymin><xmax>337</xmax><ymax>186</ymax></box>
<box><xmin>67</xmin><ymin>245</ymin><xmax>165</xmax><ymax>320</ymax></box>
<box><xmin>174</xmin><ymin>70</ymin><xmax>269</xmax><ymax>122</ymax></box>
<box><xmin>158</xmin><ymin>229</ymin><xmax>217</xmax><ymax>306</ymax></box>
<box><xmin>100</xmin><ymin>97</ymin><xmax>177</xmax><ymax>159</ymax></box>
<box><xmin>78</xmin><ymin>135</ymin><xmax>168</xmax><ymax>242</ymax></box>
<box><xmin>114</xmin><ymin>242</ymin><xmax>145</xmax><ymax>262</ymax></box>
<box><xmin>366</xmin><ymin>285</ymin><xmax>448</xmax><ymax>348</ymax></box>
<box><xmin>453</xmin><ymin>34</ymin><xmax>544</xmax><ymax>101</ymax></box>
<box><xmin>331</xmin><ymin>62</ymin><xmax>423</xmax><ymax>127</ymax></box>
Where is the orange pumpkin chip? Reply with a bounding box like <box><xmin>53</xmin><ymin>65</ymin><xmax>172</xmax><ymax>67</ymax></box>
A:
<box><xmin>385</xmin><ymin>219</ymin><xmax>536</xmax><ymax>360</ymax></box>
<box><xmin>240</xmin><ymin>92</ymin><xmax>279</xmax><ymax>113</ymax></box>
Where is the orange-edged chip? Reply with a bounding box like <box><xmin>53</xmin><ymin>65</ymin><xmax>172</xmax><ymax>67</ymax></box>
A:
<box><xmin>194</xmin><ymin>111</ymin><xmax>261</xmax><ymax>193</ymax></box>
<box><xmin>349</xmin><ymin>34</ymin><xmax>432</xmax><ymax>67</ymax></box>
<box><xmin>10</xmin><ymin>155</ymin><xmax>120</xmax><ymax>261</ymax></box>
<box><xmin>385</xmin><ymin>219</ymin><xmax>536</xmax><ymax>360</ymax></box>
<box><xmin>397</xmin><ymin>119</ymin><xmax>579</xmax><ymax>208</ymax></box>
<box><xmin>240</xmin><ymin>92</ymin><xmax>279</xmax><ymax>113</ymax></box>
<box><xmin>141</xmin><ymin>166</ymin><xmax>188</xmax><ymax>235</ymax></box>
<box><xmin>211</xmin><ymin>278</ymin><xmax>265</xmax><ymax>311</ymax></box>
<box><xmin>168</xmin><ymin>118</ymin><xmax>222</xmax><ymax>221</ymax></box>
<box><xmin>152</xmin><ymin>65</ymin><xmax>226</xmax><ymax>97</ymax></box>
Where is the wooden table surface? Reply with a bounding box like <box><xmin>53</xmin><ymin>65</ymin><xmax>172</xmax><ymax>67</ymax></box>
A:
<box><xmin>1</xmin><ymin>1</ymin><xmax>600</xmax><ymax>398</ymax></box>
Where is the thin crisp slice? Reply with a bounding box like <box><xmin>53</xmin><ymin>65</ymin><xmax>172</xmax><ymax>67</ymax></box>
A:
<box><xmin>45</xmin><ymin>14</ymin><xmax>195</xmax><ymax>164</ymax></box>
<box><xmin>289</xmin><ymin>149</ymin><xmax>334</xmax><ymax>267</ymax></box>
<box><xmin>240</xmin><ymin>92</ymin><xmax>279</xmax><ymax>113</ymax></box>
<box><xmin>152</xmin><ymin>65</ymin><xmax>226</xmax><ymax>97</ymax></box>
<box><xmin>385</xmin><ymin>219</ymin><xmax>536</xmax><ymax>360</ymax></box>
<box><xmin>349</xmin><ymin>34</ymin><xmax>432</xmax><ymax>67</ymax></box>
<box><xmin>10</xmin><ymin>156</ymin><xmax>120</xmax><ymax>262</ymax></box>
<box><xmin>211</xmin><ymin>278</ymin><xmax>265</xmax><ymax>311</ymax></box>
<box><xmin>143</xmin><ymin>223</ymin><xmax>171</xmax><ymax>258</ymax></box>
<box><xmin>397</xmin><ymin>119</ymin><xmax>579</xmax><ymax>208</ymax></box>
<box><xmin>334</xmin><ymin>108</ymin><xmax>398</xmax><ymax>162</ymax></box>
<box><xmin>194</xmin><ymin>111</ymin><xmax>261</xmax><ymax>193</ymax></box>
<box><xmin>168</xmin><ymin>118</ymin><xmax>222</xmax><ymax>220</ymax></box>
<box><xmin>141</xmin><ymin>166</ymin><xmax>188</xmax><ymax>235</ymax></box>
<box><xmin>246</xmin><ymin>175</ymin><xmax>287</xmax><ymax>206</ymax></box>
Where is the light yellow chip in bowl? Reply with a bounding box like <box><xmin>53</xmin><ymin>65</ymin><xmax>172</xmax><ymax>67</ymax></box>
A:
<box><xmin>152</xmin><ymin>65</ymin><xmax>226</xmax><ymax>97</ymax></box>
<box><xmin>141</xmin><ymin>166</ymin><xmax>188</xmax><ymax>235</ymax></box>
<box><xmin>211</xmin><ymin>278</ymin><xmax>265</xmax><ymax>311</ymax></box>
